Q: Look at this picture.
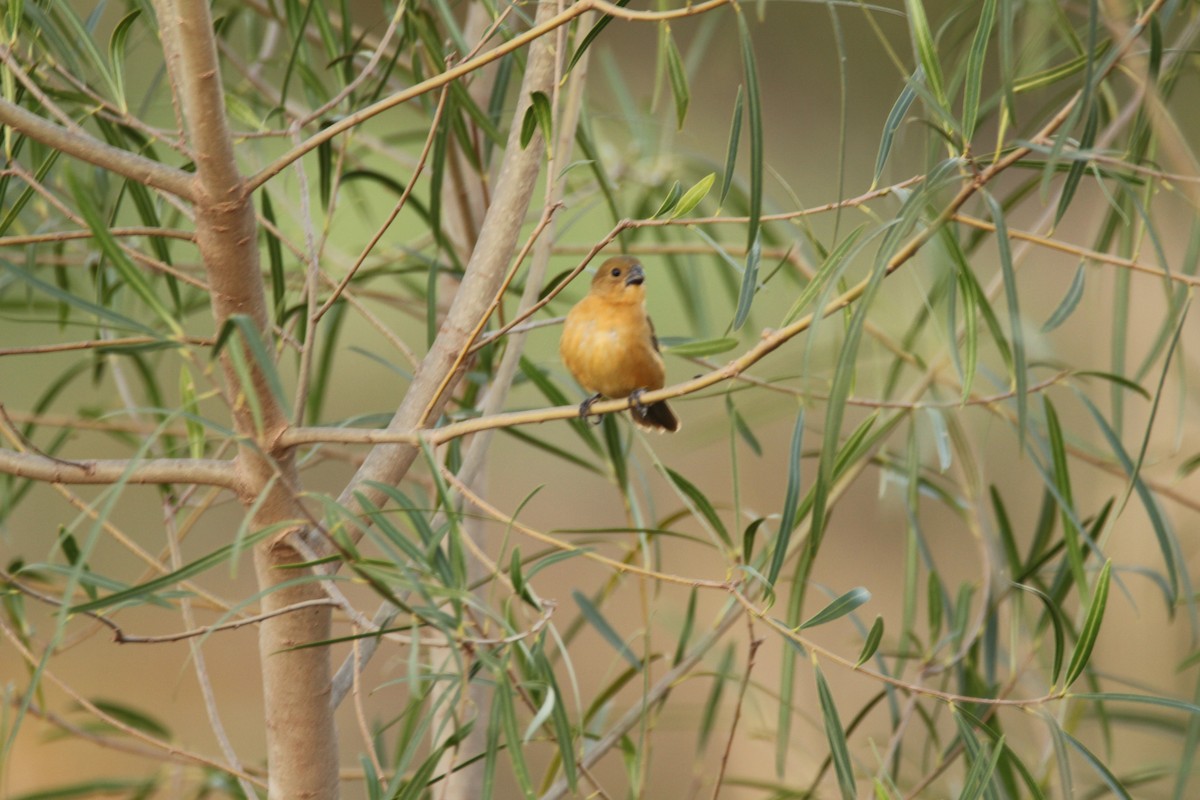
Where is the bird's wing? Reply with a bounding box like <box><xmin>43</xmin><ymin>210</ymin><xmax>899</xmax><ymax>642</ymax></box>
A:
<box><xmin>647</xmin><ymin>315</ymin><xmax>660</xmax><ymax>352</ymax></box>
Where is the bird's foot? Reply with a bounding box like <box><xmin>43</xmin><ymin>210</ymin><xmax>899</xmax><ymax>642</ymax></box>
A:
<box><xmin>629</xmin><ymin>388</ymin><xmax>650</xmax><ymax>419</ymax></box>
<box><xmin>579</xmin><ymin>393</ymin><xmax>604</xmax><ymax>425</ymax></box>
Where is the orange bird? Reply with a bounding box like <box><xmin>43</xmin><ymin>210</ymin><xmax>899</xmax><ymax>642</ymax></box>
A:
<box><xmin>560</xmin><ymin>256</ymin><xmax>680</xmax><ymax>433</ymax></box>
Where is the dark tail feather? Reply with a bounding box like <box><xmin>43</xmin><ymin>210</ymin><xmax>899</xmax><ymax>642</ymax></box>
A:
<box><xmin>632</xmin><ymin>400</ymin><xmax>680</xmax><ymax>433</ymax></box>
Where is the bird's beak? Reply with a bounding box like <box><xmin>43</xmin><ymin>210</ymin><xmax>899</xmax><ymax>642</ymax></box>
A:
<box><xmin>624</xmin><ymin>264</ymin><xmax>645</xmax><ymax>286</ymax></box>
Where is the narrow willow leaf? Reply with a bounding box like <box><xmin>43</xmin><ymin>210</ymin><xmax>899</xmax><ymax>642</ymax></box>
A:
<box><xmin>1042</xmin><ymin>263</ymin><xmax>1086</xmax><ymax>332</ymax></box>
<box><xmin>1062</xmin><ymin>729</ymin><xmax>1133</xmax><ymax>800</ymax></box>
<box><xmin>565</xmin><ymin>0</ymin><xmax>632</xmax><ymax>75</ymax></box>
<box><xmin>537</xmin><ymin>650</ymin><xmax>578</xmax><ymax>791</ymax></box>
<box><xmin>856</xmin><ymin>616</ymin><xmax>884</xmax><ymax>667</ymax></box>
<box><xmin>984</xmin><ymin>192</ymin><xmax>1026</xmax><ymax>447</ymax></box>
<box><xmin>1055</xmin><ymin>104</ymin><xmax>1099</xmax><ymax>225</ymax></box>
<box><xmin>519</xmin><ymin>97</ymin><xmax>540</xmax><ymax>150</ymax></box>
<box><xmin>665</xmin><ymin>468</ymin><xmax>732</xmax><ymax>547</ymax></box>
<box><xmin>664</xmin><ymin>28</ymin><xmax>689</xmax><ymax>129</ymax></box>
<box><xmin>815</xmin><ymin>664</ymin><xmax>857</xmax><ymax>800</ymax></box>
<box><xmin>961</xmin><ymin>0</ymin><xmax>996</xmax><ymax>142</ymax></box>
<box><xmin>768</xmin><ymin>409</ymin><xmax>805</xmax><ymax>586</ymax></box>
<box><xmin>1013</xmin><ymin>43</ymin><xmax>1111</xmax><ymax>94</ymax></box>
<box><xmin>732</xmin><ymin>234</ymin><xmax>760</xmax><ymax>331</ymax></box>
<box><xmin>68</xmin><ymin>172</ymin><xmax>181</xmax><ymax>335</ymax></box>
<box><xmin>1043</xmin><ymin>397</ymin><xmax>1085</xmax><ymax>593</ymax></box>
<box><xmin>261</xmin><ymin>189</ymin><xmax>287</xmax><ymax>324</ymax></box>
<box><xmin>735</xmin><ymin>8</ymin><xmax>763</xmax><ymax>253</ymax></box>
<box><xmin>496</xmin><ymin>678</ymin><xmax>536</xmax><ymax>799</ymax></box>
<box><xmin>1075</xmin><ymin>391</ymin><xmax>1178</xmax><ymax>602</ymax></box>
<box><xmin>673</xmin><ymin>588</ymin><xmax>698</xmax><ymax>666</ymax></box>
<box><xmin>663</xmin><ymin>336</ymin><xmax>737</xmax><ymax>357</ymax></box>
<box><xmin>874</xmin><ymin>66</ymin><xmax>923</xmax><ymax>187</ymax></box>
<box><xmin>1070</xmin><ymin>692</ymin><xmax>1200</xmax><ymax>716</ymax></box>
<box><xmin>1012</xmin><ymin>582</ymin><xmax>1067</xmax><ymax>690</ymax></box>
<box><xmin>530</xmin><ymin>91</ymin><xmax>553</xmax><ymax>156</ymax></box>
<box><xmin>652</xmin><ymin>180</ymin><xmax>682</xmax><ymax>219</ymax></box>
<box><xmin>69</xmin><ymin>525</ymin><xmax>279</xmax><ymax>613</ymax></box>
<box><xmin>799</xmin><ymin>587</ymin><xmax>870</xmax><ymax>631</ymax></box>
<box><xmin>671</xmin><ymin>172</ymin><xmax>715</xmax><ymax>219</ymax></box>
<box><xmin>904</xmin><ymin>0</ymin><xmax>947</xmax><ymax>110</ymax></box>
<box><xmin>1063</xmin><ymin>560</ymin><xmax>1111</xmax><ymax>689</ymax></box>
<box><xmin>216</xmin><ymin>315</ymin><xmax>290</xmax><ymax>416</ymax></box>
<box><xmin>742</xmin><ymin>518</ymin><xmax>764</xmax><ymax>567</ymax></box>
<box><xmin>720</xmin><ymin>86</ymin><xmax>744</xmax><ymax>207</ymax></box>
<box><xmin>0</xmin><ymin>259</ymin><xmax>153</xmax><ymax>335</ymax></box>
<box><xmin>573</xmin><ymin>590</ymin><xmax>640</xmax><ymax>669</ymax></box>
<box><xmin>107</xmin><ymin>9</ymin><xmax>141</xmax><ymax>112</ymax></box>
<box><xmin>601</xmin><ymin>415</ymin><xmax>627</xmax><ymax>490</ymax></box>
<box><xmin>179</xmin><ymin>367</ymin><xmax>205</xmax><ymax>460</ymax></box>
<box><xmin>781</xmin><ymin>224</ymin><xmax>867</xmax><ymax>326</ymax></box>
<box><xmin>522</xmin><ymin>686</ymin><xmax>556</xmax><ymax>744</ymax></box>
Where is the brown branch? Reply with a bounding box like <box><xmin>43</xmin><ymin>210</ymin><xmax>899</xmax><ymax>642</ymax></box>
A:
<box><xmin>0</xmin><ymin>97</ymin><xmax>195</xmax><ymax>200</ymax></box>
<box><xmin>112</xmin><ymin>599</ymin><xmax>339</xmax><ymax>643</ymax></box>
<box><xmin>0</xmin><ymin>447</ymin><xmax>240</xmax><ymax>489</ymax></box>
<box><xmin>246</xmin><ymin>0</ymin><xmax>731</xmax><ymax>192</ymax></box>
<box><xmin>0</xmin><ymin>226</ymin><xmax>195</xmax><ymax>248</ymax></box>
<box><xmin>0</xmin><ymin>335</ymin><xmax>213</xmax><ymax>357</ymax></box>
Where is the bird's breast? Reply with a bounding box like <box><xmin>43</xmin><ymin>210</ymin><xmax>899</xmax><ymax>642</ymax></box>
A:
<box><xmin>560</xmin><ymin>305</ymin><xmax>665</xmax><ymax>398</ymax></box>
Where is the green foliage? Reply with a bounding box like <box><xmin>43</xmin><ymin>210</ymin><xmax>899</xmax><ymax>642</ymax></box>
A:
<box><xmin>1</xmin><ymin>1</ymin><xmax>1199</xmax><ymax>798</ymax></box>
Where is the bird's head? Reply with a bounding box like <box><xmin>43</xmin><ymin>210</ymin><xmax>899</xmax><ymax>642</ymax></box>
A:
<box><xmin>589</xmin><ymin>256</ymin><xmax>646</xmax><ymax>303</ymax></box>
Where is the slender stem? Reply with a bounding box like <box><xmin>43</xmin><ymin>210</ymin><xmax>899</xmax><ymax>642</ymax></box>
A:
<box><xmin>0</xmin><ymin>98</ymin><xmax>195</xmax><ymax>200</ymax></box>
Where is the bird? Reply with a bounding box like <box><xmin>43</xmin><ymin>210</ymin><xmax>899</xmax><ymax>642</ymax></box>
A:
<box><xmin>559</xmin><ymin>256</ymin><xmax>680</xmax><ymax>433</ymax></box>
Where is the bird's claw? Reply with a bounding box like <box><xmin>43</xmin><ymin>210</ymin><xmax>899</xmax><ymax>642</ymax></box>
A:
<box><xmin>629</xmin><ymin>388</ymin><xmax>650</xmax><ymax>419</ymax></box>
<box><xmin>579</xmin><ymin>394</ymin><xmax>603</xmax><ymax>426</ymax></box>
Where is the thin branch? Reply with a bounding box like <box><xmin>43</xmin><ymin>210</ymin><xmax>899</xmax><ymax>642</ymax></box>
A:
<box><xmin>0</xmin><ymin>97</ymin><xmax>195</xmax><ymax>200</ymax></box>
<box><xmin>112</xmin><ymin>599</ymin><xmax>339</xmax><ymax>644</ymax></box>
<box><xmin>246</xmin><ymin>0</ymin><xmax>731</xmax><ymax>192</ymax></box>
<box><xmin>0</xmin><ymin>226</ymin><xmax>195</xmax><ymax>248</ymax></box>
<box><xmin>0</xmin><ymin>447</ymin><xmax>240</xmax><ymax>490</ymax></box>
<box><xmin>0</xmin><ymin>618</ymin><xmax>267</xmax><ymax>788</ymax></box>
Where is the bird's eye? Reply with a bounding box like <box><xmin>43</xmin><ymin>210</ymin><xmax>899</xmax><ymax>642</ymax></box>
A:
<box><xmin>610</xmin><ymin>267</ymin><xmax>621</xmax><ymax>277</ymax></box>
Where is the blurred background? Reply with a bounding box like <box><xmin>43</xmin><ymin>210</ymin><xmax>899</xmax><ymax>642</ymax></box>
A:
<box><xmin>3</xmin><ymin>0</ymin><xmax>1200</xmax><ymax>797</ymax></box>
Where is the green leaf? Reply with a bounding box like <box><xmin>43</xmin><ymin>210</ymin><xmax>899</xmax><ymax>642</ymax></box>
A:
<box><xmin>856</xmin><ymin>616</ymin><xmax>884</xmax><ymax>667</ymax></box>
<box><xmin>904</xmin><ymin>0</ymin><xmax>947</xmax><ymax>111</ymax></box>
<box><xmin>1042</xmin><ymin>263</ymin><xmax>1086</xmax><ymax>332</ymax></box>
<box><xmin>652</xmin><ymin>180</ymin><xmax>682</xmax><ymax>219</ymax></box>
<box><xmin>69</xmin><ymin>525</ymin><xmax>279</xmax><ymax>614</ymax></box>
<box><xmin>671</xmin><ymin>172</ymin><xmax>715</xmax><ymax>219</ymax></box>
<box><xmin>1012</xmin><ymin>582</ymin><xmax>1066</xmax><ymax>686</ymax></box>
<box><xmin>566</xmin><ymin>0</ymin><xmax>632</xmax><ymax>75</ymax></box>
<box><xmin>665</xmin><ymin>468</ymin><xmax>732</xmax><ymax>548</ymax></box>
<box><xmin>874</xmin><ymin>66</ymin><xmax>922</xmax><ymax>187</ymax></box>
<box><xmin>663</xmin><ymin>336</ymin><xmax>737</xmax><ymax>357</ymax></box>
<box><xmin>984</xmin><ymin>191</ymin><xmax>1026</xmax><ymax>447</ymax></box>
<box><xmin>1075</xmin><ymin>392</ymin><xmax>1178</xmax><ymax>602</ymax></box>
<box><xmin>1063</xmin><ymin>559</ymin><xmax>1111</xmax><ymax>689</ymax></box>
<box><xmin>1062</xmin><ymin>728</ymin><xmax>1132</xmax><ymax>800</ymax></box>
<box><xmin>735</xmin><ymin>7</ymin><xmax>763</xmax><ymax>254</ymax></box>
<box><xmin>213</xmin><ymin>315</ymin><xmax>290</xmax><ymax>418</ymax></box>
<box><xmin>573</xmin><ymin>590</ymin><xmax>640</xmax><ymax>670</ymax></box>
<box><xmin>664</xmin><ymin>28</ymin><xmax>689</xmax><ymax>129</ymax></box>
<box><xmin>768</xmin><ymin>409</ymin><xmax>805</xmax><ymax>586</ymax></box>
<box><xmin>732</xmin><ymin>235</ymin><xmax>760</xmax><ymax>331</ymax></box>
<box><xmin>720</xmin><ymin>86</ymin><xmax>744</xmax><ymax>208</ymax></box>
<box><xmin>68</xmin><ymin>171</ymin><xmax>181</xmax><ymax>336</ymax></box>
<box><xmin>815</xmin><ymin>664</ymin><xmax>857</xmax><ymax>800</ymax></box>
<box><xmin>107</xmin><ymin>9</ymin><xmax>141</xmax><ymax>112</ymax></box>
<box><xmin>961</xmin><ymin>0</ymin><xmax>996</xmax><ymax>143</ymax></box>
<box><xmin>798</xmin><ymin>587</ymin><xmax>870</xmax><ymax>631</ymax></box>
<box><xmin>1043</xmin><ymin>396</ymin><xmax>1085</xmax><ymax>593</ymax></box>
<box><xmin>261</xmin><ymin>189</ymin><xmax>287</xmax><ymax>324</ymax></box>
